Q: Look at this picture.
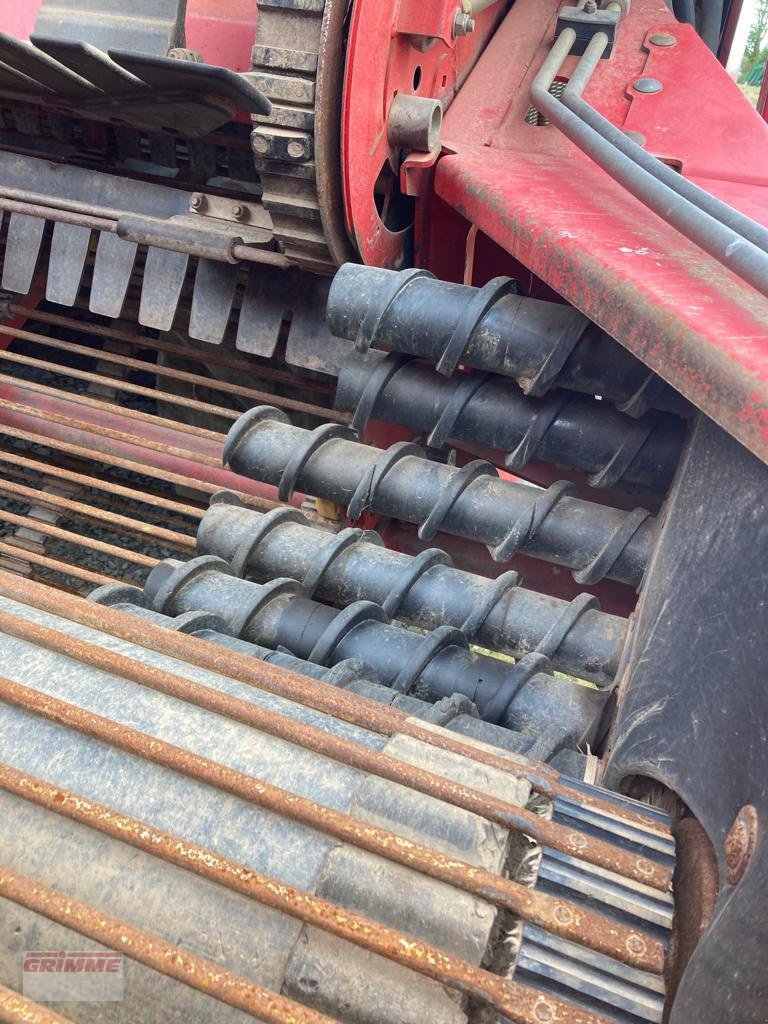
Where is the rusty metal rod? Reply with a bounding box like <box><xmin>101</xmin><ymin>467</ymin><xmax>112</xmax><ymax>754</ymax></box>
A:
<box><xmin>0</xmin><ymin>477</ymin><xmax>196</xmax><ymax>551</ymax></box>
<box><xmin>4</xmin><ymin>767</ymin><xmax>606</xmax><ymax>1024</ymax></box>
<box><xmin>0</xmin><ymin>687</ymin><xmax>660</xmax><ymax>981</ymax></box>
<box><xmin>0</xmin><ymin>395</ymin><xmax>223</xmax><ymax>468</ymax></box>
<box><xmin>8</xmin><ymin>304</ymin><xmax>337</xmax><ymax>396</ymax></box>
<box><xmin>0</xmin><ymin>511</ymin><xmax>158</xmax><ymax>568</ymax></box>
<box><xmin>0</xmin><ymin>195</ymin><xmax>291</xmax><ymax>269</ymax></box>
<box><xmin>1</xmin><ymin>325</ymin><xmax>350</xmax><ymax>424</ymax></box>
<box><xmin>1</xmin><ymin>766</ymin><xmax>664</xmax><ymax>1003</ymax></box>
<box><xmin>0</xmin><ymin>446</ymin><xmax>204</xmax><ymax>519</ymax></box>
<box><xmin>0</xmin><ymin>351</ymin><xmax>227</xmax><ymax>440</ymax></box>
<box><xmin>0</xmin><ymin>864</ymin><xmax>338</xmax><ymax>1024</ymax></box>
<box><xmin>0</xmin><ymin>422</ymin><xmax>279</xmax><ymax>511</ymax></box>
<box><xmin>0</xmin><ymin>607</ymin><xmax>671</xmax><ymax>895</ymax></box>
<box><xmin>0</xmin><ymin>540</ymin><xmax>121</xmax><ymax>588</ymax></box>
<box><xmin>0</xmin><ymin>345</ymin><xmax>240</xmax><ymax>422</ymax></box>
<box><xmin>0</xmin><ymin>569</ymin><xmax>669</xmax><ymax>837</ymax></box>
<box><xmin>0</xmin><ymin>196</ymin><xmax>114</xmax><ymax>231</ymax></box>
<box><xmin>0</xmin><ymin>984</ymin><xmax>77</xmax><ymax>1024</ymax></box>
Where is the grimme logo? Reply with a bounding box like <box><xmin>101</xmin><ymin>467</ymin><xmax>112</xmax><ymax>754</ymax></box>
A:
<box><xmin>23</xmin><ymin>950</ymin><xmax>124</xmax><ymax>1002</ymax></box>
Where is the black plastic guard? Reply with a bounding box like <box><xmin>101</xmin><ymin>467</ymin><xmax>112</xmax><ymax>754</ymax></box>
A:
<box><xmin>605</xmin><ymin>414</ymin><xmax>768</xmax><ymax>1023</ymax></box>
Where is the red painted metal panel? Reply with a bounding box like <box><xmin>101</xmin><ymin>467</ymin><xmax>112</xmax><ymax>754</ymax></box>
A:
<box><xmin>185</xmin><ymin>0</ymin><xmax>258</xmax><ymax>72</ymax></box>
<box><xmin>0</xmin><ymin>1</ymin><xmax>42</xmax><ymax>40</ymax></box>
<box><xmin>434</xmin><ymin>0</ymin><xmax>768</xmax><ymax>464</ymax></box>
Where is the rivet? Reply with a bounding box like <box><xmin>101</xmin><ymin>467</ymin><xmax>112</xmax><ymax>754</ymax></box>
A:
<box><xmin>633</xmin><ymin>77</ymin><xmax>663</xmax><ymax>94</ymax></box>
<box><xmin>534</xmin><ymin>1000</ymin><xmax>555</xmax><ymax>1023</ymax></box>
<box><xmin>649</xmin><ymin>32</ymin><xmax>677</xmax><ymax>45</ymax></box>
<box><xmin>725</xmin><ymin>805</ymin><xmax>758</xmax><ymax>885</ymax></box>
<box><xmin>554</xmin><ymin>904</ymin><xmax>574</xmax><ymax>925</ymax></box>
<box><xmin>627</xmin><ymin>934</ymin><xmax>646</xmax><ymax>954</ymax></box>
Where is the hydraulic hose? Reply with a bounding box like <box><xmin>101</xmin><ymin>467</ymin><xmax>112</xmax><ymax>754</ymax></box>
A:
<box><xmin>531</xmin><ymin>29</ymin><xmax>768</xmax><ymax>298</ymax></box>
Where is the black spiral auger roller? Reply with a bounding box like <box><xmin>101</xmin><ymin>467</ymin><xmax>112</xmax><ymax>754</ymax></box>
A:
<box><xmin>327</xmin><ymin>263</ymin><xmax>689</xmax><ymax>416</ymax></box>
<box><xmin>197</xmin><ymin>498</ymin><xmax>629</xmax><ymax>687</ymax></box>
<box><xmin>223</xmin><ymin>405</ymin><xmax>658</xmax><ymax>588</ymax></box>
<box><xmin>141</xmin><ymin>556</ymin><xmax>608</xmax><ymax>753</ymax></box>
<box><xmin>335</xmin><ymin>351</ymin><xmax>686</xmax><ymax>500</ymax></box>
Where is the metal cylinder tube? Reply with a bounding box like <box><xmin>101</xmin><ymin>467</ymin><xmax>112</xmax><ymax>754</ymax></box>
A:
<box><xmin>387</xmin><ymin>93</ymin><xmax>443</xmax><ymax>152</ymax></box>
<box><xmin>223</xmin><ymin>407</ymin><xmax>657</xmax><ymax>587</ymax></box>
<box><xmin>196</xmin><ymin>502</ymin><xmax>628</xmax><ymax>686</ymax></box>
<box><xmin>336</xmin><ymin>351</ymin><xmax>685</xmax><ymax>497</ymax></box>
<box><xmin>326</xmin><ymin>263</ymin><xmax>686</xmax><ymax>415</ymax></box>
<box><xmin>143</xmin><ymin>556</ymin><xmax>607</xmax><ymax>743</ymax></box>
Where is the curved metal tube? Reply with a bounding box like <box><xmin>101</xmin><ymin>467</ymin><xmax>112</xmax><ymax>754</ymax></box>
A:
<box><xmin>531</xmin><ymin>29</ymin><xmax>768</xmax><ymax>298</ymax></box>
<box><xmin>563</xmin><ymin>32</ymin><xmax>768</xmax><ymax>257</ymax></box>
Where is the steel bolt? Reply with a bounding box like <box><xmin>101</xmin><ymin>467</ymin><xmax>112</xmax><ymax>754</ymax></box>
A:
<box><xmin>287</xmin><ymin>139</ymin><xmax>307</xmax><ymax>159</ymax></box>
<box><xmin>231</xmin><ymin>204</ymin><xmax>246</xmax><ymax>221</ymax></box>
<box><xmin>251</xmin><ymin>133</ymin><xmax>270</xmax><ymax>155</ymax></box>
<box><xmin>633</xmin><ymin>77</ymin><xmax>663</xmax><ymax>94</ymax></box>
<box><xmin>725</xmin><ymin>804</ymin><xmax>758</xmax><ymax>885</ymax></box>
<box><xmin>190</xmin><ymin>195</ymin><xmax>204</xmax><ymax>211</ymax></box>
<box><xmin>452</xmin><ymin>10</ymin><xmax>476</xmax><ymax>36</ymax></box>
<box><xmin>649</xmin><ymin>32</ymin><xmax>677</xmax><ymax>45</ymax></box>
<box><xmin>583</xmin><ymin>0</ymin><xmax>598</xmax><ymax>13</ymax></box>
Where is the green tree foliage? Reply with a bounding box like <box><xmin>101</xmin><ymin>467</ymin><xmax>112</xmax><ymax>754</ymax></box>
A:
<box><xmin>741</xmin><ymin>0</ymin><xmax>768</xmax><ymax>80</ymax></box>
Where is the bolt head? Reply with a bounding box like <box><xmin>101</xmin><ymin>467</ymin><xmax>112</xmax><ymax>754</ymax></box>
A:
<box><xmin>633</xmin><ymin>77</ymin><xmax>663</xmax><ymax>94</ymax></box>
<box><xmin>452</xmin><ymin>9</ymin><xmax>475</xmax><ymax>36</ymax></box>
<box><xmin>190</xmin><ymin>195</ymin><xmax>204</xmax><ymax>211</ymax></box>
<box><xmin>287</xmin><ymin>139</ymin><xmax>307</xmax><ymax>159</ymax></box>
<box><xmin>251</xmin><ymin>132</ymin><xmax>270</xmax><ymax>154</ymax></box>
<box><xmin>649</xmin><ymin>32</ymin><xmax>677</xmax><ymax>45</ymax></box>
<box><xmin>232</xmin><ymin>204</ymin><xmax>246</xmax><ymax>220</ymax></box>
<box><xmin>725</xmin><ymin>805</ymin><xmax>758</xmax><ymax>885</ymax></box>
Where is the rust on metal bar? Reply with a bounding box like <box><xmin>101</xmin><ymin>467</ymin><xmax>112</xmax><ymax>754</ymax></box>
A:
<box><xmin>0</xmin><ymin>446</ymin><xmax>204</xmax><ymax>519</ymax></box>
<box><xmin>0</xmin><ymin>568</ymin><xmax>669</xmax><ymax>837</ymax></box>
<box><xmin>1</xmin><ymin>325</ymin><xmax>351</xmax><ymax>425</ymax></box>
<box><xmin>0</xmin><ymin>865</ymin><xmax>338</xmax><ymax>1024</ymax></box>
<box><xmin>0</xmin><ymin>355</ymin><xmax>227</xmax><ymax>441</ymax></box>
<box><xmin>0</xmin><ymin>541</ymin><xmax>121</xmax><ymax>588</ymax></box>
<box><xmin>0</xmin><ymin>422</ymin><xmax>281</xmax><ymax>513</ymax></box>
<box><xmin>0</xmin><ymin>197</ymin><xmax>114</xmax><ymax>232</ymax></box>
<box><xmin>0</xmin><ymin>614</ymin><xmax>670</xmax><ymax>902</ymax></box>
<box><xmin>9</xmin><ymin>304</ymin><xmax>337</xmax><ymax>397</ymax></box>
<box><xmin>0</xmin><ymin>396</ymin><xmax>222</xmax><ymax>468</ymax></box>
<box><xmin>0</xmin><ymin>345</ymin><xmax>240</xmax><ymax>423</ymax></box>
<box><xmin>0</xmin><ymin>477</ymin><xmax>196</xmax><ymax>551</ymax></box>
<box><xmin>0</xmin><ymin>984</ymin><xmax>76</xmax><ymax>1024</ymax></box>
<box><xmin>0</xmin><ymin>195</ymin><xmax>290</xmax><ymax>269</ymax></box>
<box><xmin>0</xmin><ymin>764</ymin><xmax>643</xmax><ymax>1020</ymax></box>
<box><xmin>0</xmin><ymin>770</ymin><xmax>663</xmax><ymax>974</ymax></box>
<box><xmin>0</xmin><ymin>511</ymin><xmax>158</xmax><ymax>568</ymax></box>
